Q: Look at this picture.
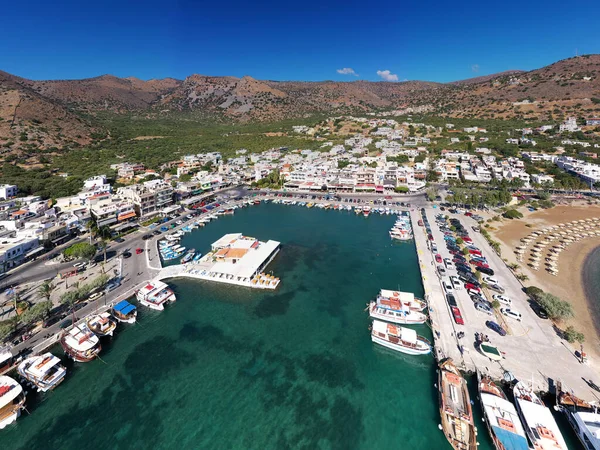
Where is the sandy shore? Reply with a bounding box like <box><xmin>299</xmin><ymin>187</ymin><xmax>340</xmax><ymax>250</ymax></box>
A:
<box><xmin>488</xmin><ymin>204</ymin><xmax>600</xmax><ymax>359</ymax></box>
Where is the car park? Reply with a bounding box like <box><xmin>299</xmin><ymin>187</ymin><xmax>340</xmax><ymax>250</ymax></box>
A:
<box><xmin>451</xmin><ymin>306</ymin><xmax>464</xmax><ymax>325</ymax></box>
<box><xmin>486</xmin><ymin>320</ymin><xmax>507</xmax><ymax>336</ymax></box>
<box><xmin>500</xmin><ymin>308</ymin><xmax>522</xmax><ymax>321</ymax></box>
<box><xmin>475</xmin><ymin>302</ymin><xmax>494</xmax><ymax>316</ymax></box>
<box><xmin>493</xmin><ymin>294</ymin><xmax>512</xmax><ymax>306</ymax></box>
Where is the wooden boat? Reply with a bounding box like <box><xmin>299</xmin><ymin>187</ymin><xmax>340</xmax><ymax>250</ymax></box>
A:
<box><xmin>0</xmin><ymin>376</ymin><xmax>25</xmax><ymax>430</ymax></box>
<box><xmin>86</xmin><ymin>312</ymin><xmax>117</xmax><ymax>337</ymax></box>
<box><xmin>438</xmin><ymin>359</ymin><xmax>477</xmax><ymax>450</ymax></box>
<box><xmin>370</xmin><ymin>320</ymin><xmax>431</xmax><ymax>355</ymax></box>
<box><xmin>368</xmin><ymin>300</ymin><xmax>427</xmax><ymax>325</ymax></box>
<box><xmin>557</xmin><ymin>386</ymin><xmax>600</xmax><ymax>450</ymax></box>
<box><xmin>477</xmin><ymin>371</ymin><xmax>529</xmax><ymax>450</ymax></box>
<box><xmin>60</xmin><ymin>323</ymin><xmax>102</xmax><ymax>362</ymax></box>
<box><xmin>479</xmin><ymin>343</ymin><xmax>502</xmax><ymax>361</ymax></box>
<box><xmin>112</xmin><ymin>300</ymin><xmax>137</xmax><ymax>324</ymax></box>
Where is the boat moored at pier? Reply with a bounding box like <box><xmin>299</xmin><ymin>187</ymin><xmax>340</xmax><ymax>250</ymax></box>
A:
<box><xmin>558</xmin><ymin>388</ymin><xmax>600</xmax><ymax>450</ymax></box>
<box><xmin>371</xmin><ymin>320</ymin><xmax>431</xmax><ymax>355</ymax></box>
<box><xmin>112</xmin><ymin>300</ymin><xmax>137</xmax><ymax>323</ymax></box>
<box><xmin>477</xmin><ymin>371</ymin><xmax>529</xmax><ymax>450</ymax></box>
<box><xmin>378</xmin><ymin>289</ymin><xmax>427</xmax><ymax>312</ymax></box>
<box><xmin>60</xmin><ymin>323</ymin><xmax>102</xmax><ymax>363</ymax></box>
<box><xmin>17</xmin><ymin>353</ymin><xmax>67</xmax><ymax>393</ymax></box>
<box><xmin>0</xmin><ymin>376</ymin><xmax>26</xmax><ymax>430</ymax></box>
<box><xmin>513</xmin><ymin>381</ymin><xmax>567</xmax><ymax>450</ymax></box>
<box><xmin>86</xmin><ymin>312</ymin><xmax>118</xmax><ymax>337</ymax></box>
<box><xmin>368</xmin><ymin>297</ymin><xmax>427</xmax><ymax>325</ymax></box>
<box><xmin>136</xmin><ymin>281</ymin><xmax>176</xmax><ymax>311</ymax></box>
<box><xmin>438</xmin><ymin>359</ymin><xmax>478</xmax><ymax>450</ymax></box>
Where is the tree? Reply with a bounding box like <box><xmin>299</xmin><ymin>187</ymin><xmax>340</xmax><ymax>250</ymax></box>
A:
<box><xmin>536</xmin><ymin>292</ymin><xmax>574</xmax><ymax>320</ymax></box>
<box><xmin>0</xmin><ymin>320</ymin><xmax>13</xmax><ymax>342</ymax></box>
<box><xmin>462</xmin><ymin>248</ymin><xmax>470</xmax><ymax>256</ymax></box>
<box><xmin>426</xmin><ymin>170</ymin><xmax>440</xmax><ymax>182</ymax></box>
<box><xmin>525</xmin><ymin>286</ymin><xmax>544</xmax><ymax>300</ymax></box>
<box><xmin>503</xmin><ymin>209</ymin><xmax>523</xmax><ymax>220</ymax></box>
<box><xmin>394</xmin><ymin>186</ymin><xmax>409</xmax><ymax>193</ymax></box>
<box><xmin>426</xmin><ymin>188</ymin><xmax>437</xmax><ymax>202</ymax></box>
<box><xmin>21</xmin><ymin>301</ymin><xmax>52</xmax><ymax>325</ymax></box>
<box><xmin>179</xmin><ymin>173</ymin><xmax>192</xmax><ymax>182</ymax></box>
<box><xmin>564</xmin><ymin>326</ymin><xmax>585</xmax><ymax>344</ymax></box>
<box><xmin>456</xmin><ymin>237</ymin><xmax>464</xmax><ymax>245</ymax></box>
<box><xmin>38</xmin><ymin>281</ymin><xmax>54</xmax><ymax>302</ymax></box>
<box><xmin>63</xmin><ymin>242</ymin><xmax>97</xmax><ymax>261</ymax></box>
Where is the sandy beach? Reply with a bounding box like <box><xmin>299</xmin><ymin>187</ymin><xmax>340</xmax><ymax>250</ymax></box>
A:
<box><xmin>489</xmin><ymin>204</ymin><xmax>600</xmax><ymax>359</ymax></box>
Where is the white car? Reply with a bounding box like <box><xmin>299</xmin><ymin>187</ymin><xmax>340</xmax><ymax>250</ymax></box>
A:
<box><xmin>442</xmin><ymin>279</ymin><xmax>453</xmax><ymax>292</ymax></box>
<box><xmin>449</xmin><ymin>276</ymin><xmax>462</xmax><ymax>290</ymax></box>
<box><xmin>501</xmin><ymin>307</ymin><xmax>522</xmax><ymax>321</ymax></box>
<box><xmin>483</xmin><ymin>276</ymin><xmax>500</xmax><ymax>285</ymax></box>
<box><xmin>493</xmin><ymin>294</ymin><xmax>512</xmax><ymax>306</ymax></box>
<box><xmin>73</xmin><ymin>262</ymin><xmax>86</xmax><ymax>269</ymax></box>
<box><xmin>444</xmin><ymin>258</ymin><xmax>454</xmax><ymax>270</ymax></box>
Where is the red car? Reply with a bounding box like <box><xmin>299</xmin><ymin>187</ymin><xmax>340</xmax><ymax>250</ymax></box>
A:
<box><xmin>435</xmin><ymin>254</ymin><xmax>442</xmax><ymax>264</ymax></box>
<box><xmin>418</xmin><ymin>220</ymin><xmax>424</xmax><ymax>226</ymax></box>
<box><xmin>462</xmin><ymin>237</ymin><xmax>473</xmax><ymax>243</ymax></box>
<box><xmin>385</xmin><ymin>196</ymin><xmax>392</xmax><ymax>200</ymax></box>
<box><xmin>465</xmin><ymin>212</ymin><xmax>473</xmax><ymax>217</ymax></box>
<box><xmin>468</xmin><ymin>249</ymin><xmax>482</xmax><ymax>256</ymax></box>
<box><xmin>136</xmin><ymin>248</ymin><xmax>143</xmax><ymax>254</ymax></box>
<box><xmin>473</xmin><ymin>260</ymin><xmax>489</xmax><ymax>269</ymax></box>
<box><xmin>451</xmin><ymin>306</ymin><xmax>464</xmax><ymax>325</ymax></box>
<box><xmin>464</xmin><ymin>283</ymin><xmax>480</xmax><ymax>293</ymax></box>
<box><xmin>428</xmin><ymin>234</ymin><xmax>434</xmax><ymax>241</ymax></box>
<box><xmin>449</xmin><ymin>249</ymin><xmax>461</xmax><ymax>256</ymax></box>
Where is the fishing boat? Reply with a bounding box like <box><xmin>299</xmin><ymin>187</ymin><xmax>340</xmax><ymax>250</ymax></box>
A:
<box><xmin>181</xmin><ymin>250</ymin><xmax>195</xmax><ymax>264</ymax></box>
<box><xmin>370</xmin><ymin>320</ymin><xmax>431</xmax><ymax>355</ymax></box>
<box><xmin>438</xmin><ymin>359</ymin><xmax>478</xmax><ymax>450</ymax></box>
<box><xmin>86</xmin><ymin>312</ymin><xmax>117</xmax><ymax>337</ymax></box>
<box><xmin>368</xmin><ymin>297</ymin><xmax>427</xmax><ymax>324</ymax></box>
<box><xmin>136</xmin><ymin>280</ymin><xmax>176</xmax><ymax>311</ymax></box>
<box><xmin>0</xmin><ymin>376</ymin><xmax>26</xmax><ymax>430</ymax></box>
<box><xmin>192</xmin><ymin>253</ymin><xmax>203</xmax><ymax>262</ymax></box>
<box><xmin>557</xmin><ymin>387</ymin><xmax>600</xmax><ymax>450</ymax></box>
<box><xmin>60</xmin><ymin>323</ymin><xmax>102</xmax><ymax>362</ymax></box>
<box><xmin>378</xmin><ymin>289</ymin><xmax>427</xmax><ymax>311</ymax></box>
<box><xmin>363</xmin><ymin>206</ymin><xmax>371</xmax><ymax>217</ymax></box>
<box><xmin>513</xmin><ymin>381</ymin><xmax>567</xmax><ymax>450</ymax></box>
<box><xmin>112</xmin><ymin>300</ymin><xmax>137</xmax><ymax>323</ymax></box>
<box><xmin>0</xmin><ymin>346</ymin><xmax>13</xmax><ymax>373</ymax></box>
<box><xmin>17</xmin><ymin>353</ymin><xmax>66</xmax><ymax>392</ymax></box>
<box><xmin>479</xmin><ymin>343</ymin><xmax>503</xmax><ymax>361</ymax></box>
<box><xmin>477</xmin><ymin>371</ymin><xmax>529</xmax><ymax>450</ymax></box>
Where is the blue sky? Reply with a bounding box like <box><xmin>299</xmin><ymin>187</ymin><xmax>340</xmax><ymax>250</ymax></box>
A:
<box><xmin>2</xmin><ymin>0</ymin><xmax>599</xmax><ymax>83</ymax></box>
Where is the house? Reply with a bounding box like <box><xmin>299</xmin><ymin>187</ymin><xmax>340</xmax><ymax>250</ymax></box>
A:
<box><xmin>531</xmin><ymin>174</ymin><xmax>554</xmax><ymax>185</ymax></box>
<box><xmin>559</xmin><ymin>117</ymin><xmax>580</xmax><ymax>133</ymax></box>
<box><xmin>0</xmin><ymin>184</ymin><xmax>17</xmax><ymax>200</ymax></box>
<box><xmin>586</xmin><ymin>118</ymin><xmax>600</xmax><ymax>126</ymax></box>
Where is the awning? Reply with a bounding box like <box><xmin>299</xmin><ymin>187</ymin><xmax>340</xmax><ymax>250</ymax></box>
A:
<box><xmin>117</xmin><ymin>211</ymin><xmax>137</xmax><ymax>221</ymax></box>
<box><xmin>25</xmin><ymin>247</ymin><xmax>45</xmax><ymax>257</ymax></box>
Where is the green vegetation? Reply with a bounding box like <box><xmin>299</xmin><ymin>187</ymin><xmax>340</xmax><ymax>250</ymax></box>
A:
<box><xmin>20</xmin><ymin>301</ymin><xmax>52</xmax><ymax>325</ymax></box>
<box><xmin>394</xmin><ymin>186</ymin><xmax>409</xmax><ymax>193</ymax></box>
<box><xmin>60</xmin><ymin>274</ymin><xmax>110</xmax><ymax>306</ymax></box>
<box><xmin>337</xmin><ymin>160</ymin><xmax>350</xmax><ymax>169</ymax></box>
<box><xmin>425</xmin><ymin>188</ymin><xmax>437</xmax><ymax>202</ymax></box>
<box><xmin>445</xmin><ymin>188</ymin><xmax>512</xmax><ymax>207</ymax></box>
<box><xmin>386</xmin><ymin>155</ymin><xmax>409</xmax><ymax>164</ymax></box>
<box><xmin>564</xmin><ymin>326</ymin><xmax>585</xmax><ymax>344</ymax></box>
<box><xmin>251</xmin><ymin>170</ymin><xmax>283</xmax><ymax>189</ymax></box>
<box><xmin>503</xmin><ymin>209</ymin><xmax>523</xmax><ymax>219</ymax></box>
<box><xmin>63</xmin><ymin>242</ymin><xmax>97</xmax><ymax>261</ymax></box>
<box><xmin>527</xmin><ymin>287</ymin><xmax>574</xmax><ymax>321</ymax></box>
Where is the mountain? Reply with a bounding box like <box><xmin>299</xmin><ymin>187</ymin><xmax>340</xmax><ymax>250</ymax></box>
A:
<box><xmin>2</xmin><ymin>55</ymin><xmax>600</xmax><ymax>155</ymax></box>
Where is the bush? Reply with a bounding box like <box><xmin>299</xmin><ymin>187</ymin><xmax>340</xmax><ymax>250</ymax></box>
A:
<box><xmin>564</xmin><ymin>326</ymin><xmax>585</xmax><ymax>343</ymax></box>
<box><xmin>536</xmin><ymin>292</ymin><xmax>574</xmax><ymax>320</ymax></box>
<box><xmin>456</xmin><ymin>237</ymin><xmax>464</xmax><ymax>245</ymax></box>
<box><xmin>394</xmin><ymin>186</ymin><xmax>409</xmax><ymax>193</ymax></box>
<box><xmin>525</xmin><ymin>286</ymin><xmax>544</xmax><ymax>300</ymax></box>
<box><xmin>63</xmin><ymin>242</ymin><xmax>97</xmax><ymax>261</ymax></box>
<box><xmin>21</xmin><ymin>301</ymin><xmax>52</xmax><ymax>324</ymax></box>
<box><xmin>503</xmin><ymin>209</ymin><xmax>523</xmax><ymax>219</ymax></box>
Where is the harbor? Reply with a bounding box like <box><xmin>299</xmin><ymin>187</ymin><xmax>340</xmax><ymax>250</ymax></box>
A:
<box><xmin>0</xmin><ymin>198</ymin><xmax>594</xmax><ymax>449</ymax></box>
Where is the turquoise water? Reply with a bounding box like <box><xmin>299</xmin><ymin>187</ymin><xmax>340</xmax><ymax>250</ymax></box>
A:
<box><xmin>0</xmin><ymin>203</ymin><xmax>572</xmax><ymax>449</ymax></box>
<box><xmin>584</xmin><ymin>246</ymin><xmax>600</xmax><ymax>337</ymax></box>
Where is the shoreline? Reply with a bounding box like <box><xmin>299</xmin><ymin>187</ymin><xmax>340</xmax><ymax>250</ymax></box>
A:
<box><xmin>488</xmin><ymin>204</ymin><xmax>600</xmax><ymax>359</ymax></box>
<box><xmin>583</xmin><ymin>245</ymin><xmax>600</xmax><ymax>340</ymax></box>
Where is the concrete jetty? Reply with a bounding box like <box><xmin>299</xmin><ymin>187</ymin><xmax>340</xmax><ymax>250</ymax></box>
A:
<box><xmin>411</xmin><ymin>208</ymin><xmax>600</xmax><ymax>401</ymax></box>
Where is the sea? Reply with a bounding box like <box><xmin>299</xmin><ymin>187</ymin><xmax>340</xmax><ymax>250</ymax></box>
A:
<box><xmin>0</xmin><ymin>203</ymin><xmax>581</xmax><ymax>449</ymax></box>
<box><xmin>584</xmin><ymin>246</ymin><xmax>600</xmax><ymax>338</ymax></box>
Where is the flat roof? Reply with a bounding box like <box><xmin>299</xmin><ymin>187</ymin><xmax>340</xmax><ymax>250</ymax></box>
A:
<box><xmin>210</xmin><ymin>239</ymin><xmax>279</xmax><ymax>279</ymax></box>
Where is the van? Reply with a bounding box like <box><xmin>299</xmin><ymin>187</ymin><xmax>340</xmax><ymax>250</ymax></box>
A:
<box><xmin>501</xmin><ymin>308</ymin><xmax>522</xmax><ymax>321</ymax></box>
<box><xmin>89</xmin><ymin>292</ymin><xmax>102</xmax><ymax>301</ymax></box>
<box><xmin>475</xmin><ymin>302</ymin><xmax>494</xmax><ymax>316</ymax></box>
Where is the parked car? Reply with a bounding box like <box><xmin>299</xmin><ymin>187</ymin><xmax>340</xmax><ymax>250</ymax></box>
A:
<box><xmin>530</xmin><ymin>302</ymin><xmax>549</xmax><ymax>319</ymax></box>
<box><xmin>114</xmin><ymin>237</ymin><xmax>125</xmax><ymax>243</ymax></box>
<box><xmin>142</xmin><ymin>234</ymin><xmax>152</xmax><ymax>240</ymax></box>
<box><xmin>493</xmin><ymin>294</ymin><xmax>512</xmax><ymax>306</ymax></box>
<box><xmin>468</xmin><ymin>249</ymin><xmax>483</xmax><ymax>256</ymax></box>
<box><xmin>431</xmin><ymin>243</ymin><xmax>438</xmax><ymax>253</ymax></box>
<box><xmin>486</xmin><ymin>320</ymin><xmax>507</xmax><ymax>336</ymax></box>
<box><xmin>488</xmin><ymin>284</ymin><xmax>505</xmax><ymax>294</ymax></box>
<box><xmin>444</xmin><ymin>259</ymin><xmax>454</xmax><ymax>270</ymax></box>
<box><xmin>501</xmin><ymin>308</ymin><xmax>522</xmax><ymax>322</ymax></box>
<box><xmin>136</xmin><ymin>248</ymin><xmax>144</xmax><ymax>254</ymax></box>
<box><xmin>437</xmin><ymin>265</ymin><xmax>446</xmax><ymax>276</ymax></box>
<box><xmin>73</xmin><ymin>262</ymin><xmax>86</xmax><ymax>269</ymax></box>
<box><xmin>42</xmin><ymin>315</ymin><xmax>62</xmax><ymax>328</ymax></box>
<box><xmin>153</xmin><ymin>230</ymin><xmax>162</xmax><ymax>235</ymax></box>
<box><xmin>442</xmin><ymin>279</ymin><xmax>453</xmax><ymax>292</ymax></box>
<box><xmin>475</xmin><ymin>302</ymin><xmax>494</xmax><ymax>316</ymax></box>
<box><xmin>476</xmin><ymin>266</ymin><xmax>495</xmax><ymax>276</ymax></box>
<box><xmin>451</xmin><ymin>306</ymin><xmax>464</xmax><ymax>325</ymax></box>
<box><xmin>483</xmin><ymin>276</ymin><xmax>500</xmax><ymax>285</ymax></box>
<box><xmin>464</xmin><ymin>283</ymin><xmax>480</xmax><ymax>293</ymax></box>
<box><xmin>449</xmin><ymin>276</ymin><xmax>462</xmax><ymax>290</ymax></box>
<box><xmin>446</xmin><ymin>293</ymin><xmax>457</xmax><ymax>307</ymax></box>
<box><xmin>435</xmin><ymin>254</ymin><xmax>442</xmax><ymax>264</ymax></box>
<box><xmin>122</xmin><ymin>251</ymin><xmax>132</xmax><ymax>259</ymax></box>
<box><xmin>473</xmin><ymin>261</ymin><xmax>490</xmax><ymax>269</ymax></box>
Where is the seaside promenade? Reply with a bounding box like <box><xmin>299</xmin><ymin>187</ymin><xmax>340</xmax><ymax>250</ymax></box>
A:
<box><xmin>412</xmin><ymin>208</ymin><xmax>600</xmax><ymax>402</ymax></box>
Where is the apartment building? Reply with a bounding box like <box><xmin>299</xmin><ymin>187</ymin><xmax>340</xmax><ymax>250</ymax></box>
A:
<box><xmin>0</xmin><ymin>184</ymin><xmax>17</xmax><ymax>200</ymax></box>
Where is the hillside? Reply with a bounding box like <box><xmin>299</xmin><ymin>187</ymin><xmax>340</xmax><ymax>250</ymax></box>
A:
<box><xmin>1</xmin><ymin>55</ymin><xmax>600</xmax><ymax>157</ymax></box>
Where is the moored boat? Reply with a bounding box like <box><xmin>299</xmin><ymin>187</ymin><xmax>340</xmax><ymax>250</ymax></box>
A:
<box><xmin>0</xmin><ymin>376</ymin><xmax>26</xmax><ymax>430</ymax></box>
<box><xmin>378</xmin><ymin>289</ymin><xmax>427</xmax><ymax>311</ymax></box>
<box><xmin>86</xmin><ymin>312</ymin><xmax>117</xmax><ymax>337</ymax></box>
<box><xmin>60</xmin><ymin>323</ymin><xmax>102</xmax><ymax>362</ymax></box>
<box><xmin>477</xmin><ymin>371</ymin><xmax>529</xmax><ymax>450</ymax></box>
<box><xmin>479</xmin><ymin>343</ymin><xmax>503</xmax><ymax>361</ymax></box>
<box><xmin>112</xmin><ymin>300</ymin><xmax>137</xmax><ymax>323</ymax></box>
<box><xmin>438</xmin><ymin>359</ymin><xmax>477</xmax><ymax>450</ymax></box>
<box><xmin>17</xmin><ymin>353</ymin><xmax>66</xmax><ymax>392</ymax></box>
<box><xmin>557</xmin><ymin>387</ymin><xmax>600</xmax><ymax>450</ymax></box>
<box><xmin>370</xmin><ymin>320</ymin><xmax>431</xmax><ymax>355</ymax></box>
<box><xmin>136</xmin><ymin>280</ymin><xmax>176</xmax><ymax>311</ymax></box>
<box><xmin>513</xmin><ymin>381</ymin><xmax>567</xmax><ymax>450</ymax></box>
<box><xmin>0</xmin><ymin>346</ymin><xmax>13</xmax><ymax>374</ymax></box>
<box><xmin>368</xmin><ymin>298</ymin><xmax>427</xmax><ymax>324</ymax></box>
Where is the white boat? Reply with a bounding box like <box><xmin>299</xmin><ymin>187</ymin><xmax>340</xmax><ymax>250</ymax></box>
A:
<box><xmin>0</xmin><ymin>346</ymin><xmax>13</xmax><ymax>373</ymax></box>
<box><xmin>112</xmin><ymin>300</ymin><xmax>137</xmax><ymax>323</ymax></box>
<box><xmin>371</xmin><ymin>320</ymin><xmax>431</xmax><ymax>355</ymax></box>
<box><xmin>558</xmin><ymin>389</ymin><xmax>600</xmax><ymax>450</ymax></box>
<box><xmin>479</xmin><ymin>343</ymin><xmax>503</xmax><ymax>361</ymax></box>
<box><xmin>0</xmin><ymin>376</ymin><xmax>26</xmax><ymax>430</ymax></box>
<box><xmin>17</xmin><ymin>353</ymin><xmax>67</xmax><ymax>392</ymax></box>
<box><xmin>136</xmin><ymin>280</ymin><xmax>176</xmax><ymax>311</ymax></box>
<box><xmin>60</xmin><ymin>323</ymin><xmax>102</xmax><ymax>362</ymax></box>
<box><xmin>368</xmin><ymin>300</ymin><xmax>427</xmax><ymax>324</ymax></box>
<box><xmin>378</xmin><ymin>289</ymin><xmax>427</xmax><ymax>311</ymax></box>
<box><xmin>477</xmin><ymin>371</ymin><xmax>529</xmax><ymax>450</ymax></box>
<box><xmin>86</xmin><ymin>312</ymin><xmax>117</xmax><ymax>337</ymax></box>
<box><xmin>513</xmin><ymin>381</ymin><xmax>567</xmax><ymax>450</ymax></box>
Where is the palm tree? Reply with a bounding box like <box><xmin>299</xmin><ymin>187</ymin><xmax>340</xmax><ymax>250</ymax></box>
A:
<box><xmin>38</xmin><ymin>281</ymin><xmax>54</xmax><ymax>303</ymax></box>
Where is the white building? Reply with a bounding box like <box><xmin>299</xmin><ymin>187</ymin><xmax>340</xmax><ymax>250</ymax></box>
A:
<box><xmin>0</xmin><ymin>185</ymin><xmax>17</xmax><ymax>200</ymax></box>
<box><xmin>559</xmin><ymin>117</ymin><xmax>580</xmax><ymax>133</ymax></box>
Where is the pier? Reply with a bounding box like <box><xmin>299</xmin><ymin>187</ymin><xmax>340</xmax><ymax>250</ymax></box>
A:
<box><xmin>411</xmin><ymin>208</ymin><xmax>600</xmax><ymax>402</ymax></box>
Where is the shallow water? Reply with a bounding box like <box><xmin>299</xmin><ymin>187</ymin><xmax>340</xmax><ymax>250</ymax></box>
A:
<box><xmin>3</xmin><ymin>203</ymin><xmax>575</xmax><ymax>449</ymax></box>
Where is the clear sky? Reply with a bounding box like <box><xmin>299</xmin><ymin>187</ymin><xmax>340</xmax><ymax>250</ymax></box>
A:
<box><xmin>2</xmin><ymin>0</ymin><xmax>599</xmax><ymax>83</ymax></box>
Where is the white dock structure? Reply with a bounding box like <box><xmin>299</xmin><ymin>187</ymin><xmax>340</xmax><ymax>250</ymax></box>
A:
<box><xmin>411</xmin><ymin>209</ymin><xmax>600</xmax><ymax>401</ymax></box>
<box><xmin>157</xmin><ymin>233</ymin><xmax>281</xmax><ymax>290</ymax></box>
